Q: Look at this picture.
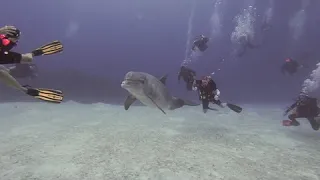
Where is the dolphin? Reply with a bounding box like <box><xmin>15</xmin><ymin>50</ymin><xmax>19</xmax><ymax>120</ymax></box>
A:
<box><xmin>121</xmin><ymin>71</ymin><xmax>199</xmax><ymax>114</ymax></box>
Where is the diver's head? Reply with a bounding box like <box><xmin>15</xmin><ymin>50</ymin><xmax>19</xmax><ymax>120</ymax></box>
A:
<box><xmin>201</xmin><ymin>75</ymin><xmax>212</xmax><ymax>86</ymax></box>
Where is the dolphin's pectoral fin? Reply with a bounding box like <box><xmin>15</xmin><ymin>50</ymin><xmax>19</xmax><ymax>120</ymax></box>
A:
<box><xmin>146</xmin><ymin>95</ymin><xmax>166</xmax><ymax>114</ymax></box>
<box><xmin>169</xmin><ymin>97</ymin><xmax>200</xmax><ymax>110</ymax></box>
<box><xmin>124</xmin><ymin>94</ymin><xmax>137</xmax><ymax>110</ymax></box>
<box><xmin>159</xmin><ymin>74</ymin><xmax>168</xmax><ymax>85</ymax></box>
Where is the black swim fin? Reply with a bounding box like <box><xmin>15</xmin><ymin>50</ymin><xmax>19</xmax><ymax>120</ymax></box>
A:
<box><xmin>24</xmin><ymin>85</ymin><xmax>63</xmax><ymax>103</ymax></box>
<box><xmin>31</xmin><ymin>40</ymin><xmax>63</xmax><ymax>57</ymax></box>
<box><xmin>226</xmin><ymin>103</ymin><xmax>242</xmax><ymax>113</ymax></box>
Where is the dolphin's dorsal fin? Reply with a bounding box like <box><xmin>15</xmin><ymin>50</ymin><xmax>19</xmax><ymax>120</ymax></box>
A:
<box><xmin>124</xmin><ymin>94</ymin><xmax>137</xmax><ymax>110</ymax></box>
<box><xmin>159</xmin><ymin>74</ymin><xmax>168</xmax><ymax>85</ymax></box>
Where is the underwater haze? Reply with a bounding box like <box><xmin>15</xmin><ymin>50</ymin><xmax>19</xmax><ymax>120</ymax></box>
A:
<box><xmin>0</xmin><ymin>0</ymin><xmax>320</xmax><ymax>179</ymax></box>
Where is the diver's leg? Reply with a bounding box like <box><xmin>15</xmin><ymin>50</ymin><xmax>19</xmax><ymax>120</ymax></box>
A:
<box><xmin>211</xmin><ymin>99</ymin><xmax>225</xmax><ymax>108</ymax></box>
<box><xmin>0</xmin><ymin>51</ymin><xmax>23</xmax><ymax>64</ymax></box>
<box><xmin>202</xmin><ymin>99</ymin><xmax>209</xmax><ymax>113</ymax></box>
<box><xmin>0</xmin><ymin>65</ymin><xmax>27</xmax><ymax>92</ymax></box>
<box><xmin>0</xmin><ymin>65</ymin><xmax>9</xmax><ymax>73</ymax></box>
<box><xmin>288</xmin><ymin>110</ymin><xmax>300</xmax><ymax>126</ymax></box>
<box><xmin>307</xmin><ymin>117</ymin><xmax>320</xmax><ymax>131</ymax></box>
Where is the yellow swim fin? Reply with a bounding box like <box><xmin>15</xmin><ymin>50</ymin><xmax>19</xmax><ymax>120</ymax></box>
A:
<box><xmin>31</xmin><ymin>40</ymin><xmax>63</xmax><ymax>57</ymax></box>
<box><xmin>25</xmin><ymin>86</ymin><xmax>63</xmax><ymax>103</ymax></box>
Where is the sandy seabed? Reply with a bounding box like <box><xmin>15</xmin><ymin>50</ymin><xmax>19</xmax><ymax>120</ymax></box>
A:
<box><xmin>0</xmin><ymin>101</ymin><xmax>319</xmax><ymax>180</ymax></box>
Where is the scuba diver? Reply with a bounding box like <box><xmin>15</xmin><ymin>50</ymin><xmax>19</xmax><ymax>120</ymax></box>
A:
<box><xmin>0</xmin><ymin>25</ymin><xmax>63</xmax><ymax>64</ymax></box>
<box><xmin>8</xmin><ymin>63</ymin><xmax>38</xmax><ymax>79</ymax></box>
<box><xmin>0</xmin><ymin>25</ymin><xmax>64</xmax><ymax>103</ymax></box>
<box><xmin>191</xmin><ymin>35</ymin><xmax>209</xmax><ymax>52</ymax></box>
<box><xmin>236</xmin><ymin>35</ymin><xmax>259</xmax><ymax>57</ymax></box>
<box><xmin>178</xmin><ymin>66</ymin><xmax>196</xmax><ymax>91</ymax></box>
<box><xmin>192</xmin><ymin>75</ymin><xmax>242</xmax><ymax>113</ymax></box>
<box><xmin>283</xmin><ymin>92</ymin><xmax>320</xmax><ymax>131</ymax></box>
<box><xmin>281</xmin><ymin>58</ymin><xmax>303</xmax><ymax>75</ymax></box>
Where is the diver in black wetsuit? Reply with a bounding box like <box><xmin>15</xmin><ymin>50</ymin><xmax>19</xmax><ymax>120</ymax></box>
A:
<box><xmin>281</xmin><ymin>58</ymin><xmax>302</xmax><ymax>75</ymax></box>
<box><xmin>192</xmin><ymin>35</ymin><xmax>209</xmax><ymax>52</ymax></box>
<box><xmin>283</xmin><ymin>92</ymin><xmax>320</xmax><ymax>131</ymax></box>
<box><xmin>192</xmin><ymin>76</ymin><xmax>223</xmax><ymax>113</ymax></box>
<box><xmin>178</xmin><ymin>66</ymin><xmax>196</xmax><ymax>91</ymax></box>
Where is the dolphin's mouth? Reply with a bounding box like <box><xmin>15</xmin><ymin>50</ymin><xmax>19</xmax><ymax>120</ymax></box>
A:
<box><xmin>121</xmin><ymin>78</ymin><xmax>144</xmax><ymax>88</ymax></box>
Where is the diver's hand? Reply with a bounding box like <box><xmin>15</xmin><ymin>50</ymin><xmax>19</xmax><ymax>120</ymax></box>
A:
<box><xmin>214</xmin><ymin>95</ymin><xmax>219</xmax><ymax>101</ymax></box>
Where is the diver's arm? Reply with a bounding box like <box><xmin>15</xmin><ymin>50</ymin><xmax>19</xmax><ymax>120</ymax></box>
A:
<box><xmin>189</xmin><ymin>69</ymin><xmax>196</xmax><ymax>76</ymax></box>
<box><xmin>192</xmin><ymin>80</ymin><xmax>201</xmax><ymax>91</ymax></box>
<box><xmin>209</xmin><ymin>80</ymin><xmax>218</xmax><ymax>94</ymax></box>
<box><xmin>284</xmin><ymin>102</ymin><xmax>298</xmax><ymax>116</ymax></box>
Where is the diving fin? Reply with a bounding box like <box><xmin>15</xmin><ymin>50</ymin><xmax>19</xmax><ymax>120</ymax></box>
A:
<box><xmin>226</xmin><ymin>103</ymin><xmax>242</xmax><ymax>113</ymax></box>
<box><xmin>146</xmin><ymin>95</ymin><xmax>166</xmax><ymax>114</ymax></box>
<box><xmin>24</xmin><ymin>85</ymin><xmax>63</xmax><ymax>103</ymax></box>
<box><xmin>31</xmin><ymin>40</ymin><xmax>63</xmax><ymax>56</ymax></box>
<box><xmin>124</xmin><ymin>94</ymin><xmax>137</xmax><ymax>110</ymax></box>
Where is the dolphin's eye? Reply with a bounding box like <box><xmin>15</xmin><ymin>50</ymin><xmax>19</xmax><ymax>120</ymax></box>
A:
<box><xmin>139</xmin><ymin>80</ymin><xmax>145</xmax><ymax>84</ymax></box>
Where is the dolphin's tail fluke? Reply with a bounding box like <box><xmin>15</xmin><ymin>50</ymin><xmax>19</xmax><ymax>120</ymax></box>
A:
<box><xmin>169</xmin><ymin>97</ymin><xmax>200</xmax><ymax>110</ymax></box>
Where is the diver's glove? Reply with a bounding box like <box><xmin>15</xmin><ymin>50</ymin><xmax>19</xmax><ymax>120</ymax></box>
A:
<box><xmin>0</xmin><ymin>25</ymin><xmax>20</xmax><ymax>43</ymax></box>
<box><xmin>213</xmin><ymin>89</ymin><xmax>220</xmax><ymax>101</ymax></box>
<box><xmin>192</xmin><ymin>80</ymin><xmax>198</xmax><ymax>91</ymax></box>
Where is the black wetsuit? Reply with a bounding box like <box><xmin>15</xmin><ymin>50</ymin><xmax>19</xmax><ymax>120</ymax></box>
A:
<box><xmin>193</xmin><ymin>79</ymin><xmax>222</xmax><ymax>112</ymax></box>
<box><xmin>285</xmin><ymin>95</ymin><xmax>320</xmax><ymax>130</ymax></box>
<box><xmin>178</xmin><ymin>66</ymin><xmax>196</xmax><ymax>91</ymax></box>
<box><xmin>281</xmin><ymin>59</ymin><xmax>300</xmax><ymax>75</ymax></box>
<box><xmin>0</xmin><ymin>51</ymin><xmax>22</xmax><ymax>64</ymax></box>
<box><xmin>0</xmin><ymin>38</ymin><xmax>22</xmax><ymax>64</ymax></box>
